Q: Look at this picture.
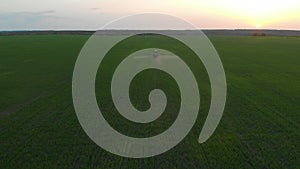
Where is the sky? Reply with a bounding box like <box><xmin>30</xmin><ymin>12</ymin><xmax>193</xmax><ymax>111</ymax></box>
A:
<box><xmin>1</xmin><ymin>0</ymin><xmax>300</xmax><ymax>30</ymax></box>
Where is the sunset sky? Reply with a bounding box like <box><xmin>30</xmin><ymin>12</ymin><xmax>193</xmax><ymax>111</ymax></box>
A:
<box><xmin>1</xmin><ymin>0</ymin><xmax>300</xmax><ymax>30</ymax></box>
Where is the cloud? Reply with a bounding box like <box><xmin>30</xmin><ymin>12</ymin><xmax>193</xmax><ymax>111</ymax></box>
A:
<box><xmin>0</xmin><ymin>9</ymin><xmax>120</xmax><ymax>30</ymax></box>
<box><xmin>31</xmin><ymin>10</ymin><xmax>56</xmax><ymax>15</ymax></box>
<box><xmin>89</xmin><ymin>8</ymin><xmax>101</xmax><ymax>11</ymax></box>
<box><xmin>1</xmin><ymin>10</ymin><xmax>56</xmax><ymax>17</ymax></box>
<box><xmin>0</xmin><ymin>10</ymin><xmax>64</xmax><ymax>30</ymax></box>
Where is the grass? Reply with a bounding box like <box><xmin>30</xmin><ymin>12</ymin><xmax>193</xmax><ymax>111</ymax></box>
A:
<box><xmin>0</xmin><ymin>34</ymin><xmax>299</xmax><ymax>168</ymax></box>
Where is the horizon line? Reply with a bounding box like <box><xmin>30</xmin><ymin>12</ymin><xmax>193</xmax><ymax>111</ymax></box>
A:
<box><xmin>1</xmin><ymin>28</ymin><xmax>300</xmax><ymax>32</ymax></box>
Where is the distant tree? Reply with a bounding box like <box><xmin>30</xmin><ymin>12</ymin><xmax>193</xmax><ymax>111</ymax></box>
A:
<box><xmin>252</xmin><ymin>32</ymin><xmax>266</xmax><ymax>36</ymax></box>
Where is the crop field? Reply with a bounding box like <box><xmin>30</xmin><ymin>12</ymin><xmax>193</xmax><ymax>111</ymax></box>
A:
<box><xmin>0</xmin><ymin>34</ymin><xmax>299</xmax><ymax>168</ymax></box>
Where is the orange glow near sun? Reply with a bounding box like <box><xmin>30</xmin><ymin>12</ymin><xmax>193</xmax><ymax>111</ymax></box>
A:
<box><xmin>87</xmin><ymin>0</ymin><xmax>300</xmax><ymax>29</ymax></box>
<box><xmin>211</xmin><ymin>0</ymin><xmax>300</xmax><ymax>28</ymax></box>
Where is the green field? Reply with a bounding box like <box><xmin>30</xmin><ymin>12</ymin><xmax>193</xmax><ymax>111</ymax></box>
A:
<box><xmin>0</xmin><ymin>34</ymin><xmax>299</xmax><ymax>168</ymax></box>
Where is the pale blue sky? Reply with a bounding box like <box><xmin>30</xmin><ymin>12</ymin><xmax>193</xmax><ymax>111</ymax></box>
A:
<box><xmin>1</xmin><ymin>0</ymin><xmax>300</xmax><ymax>30</ymax></box>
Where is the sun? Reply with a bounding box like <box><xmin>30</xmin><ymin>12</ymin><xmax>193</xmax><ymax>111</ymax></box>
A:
<box><xmin>256</xmin><ymin>24</ymin><xmax>261</xmax><ymax>28</ymax></box>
